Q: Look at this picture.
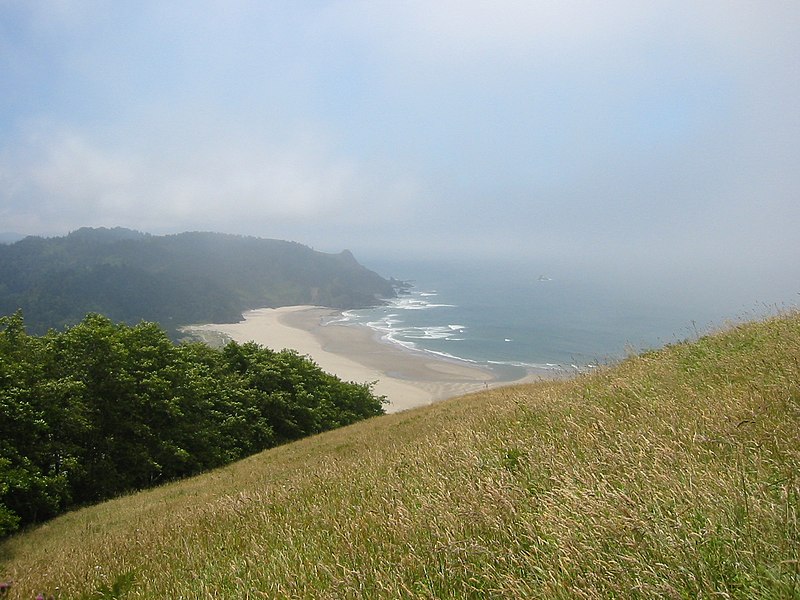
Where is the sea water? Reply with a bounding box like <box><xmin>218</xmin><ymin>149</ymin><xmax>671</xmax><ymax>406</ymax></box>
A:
<box><xmin>335</xmin><ymin>257</ymin><xmax>792</xmax><ymax>381</ymax></box>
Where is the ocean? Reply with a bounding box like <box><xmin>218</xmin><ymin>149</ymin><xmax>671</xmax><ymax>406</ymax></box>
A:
<box><xmin>335</xmin><ymin>256</ymin><xmax>794</xmax><ymax>381</ymax></box>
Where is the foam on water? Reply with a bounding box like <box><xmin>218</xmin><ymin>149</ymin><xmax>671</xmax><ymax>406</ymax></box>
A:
<box><xmin>327</xmin><ymin>257</ymin><xmax>760</xmax><ymax>380</ymax></box>
<box><xmin>333</xmin><ymin>285</ymin><xmax>551</xmax><ymax>379</ymax></box>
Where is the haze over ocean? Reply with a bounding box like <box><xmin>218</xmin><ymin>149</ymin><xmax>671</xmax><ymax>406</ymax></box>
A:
<box><xmin>342</xmin><ymin>257</ymin><xmax>798</xmax><ymax>379</ymax></box>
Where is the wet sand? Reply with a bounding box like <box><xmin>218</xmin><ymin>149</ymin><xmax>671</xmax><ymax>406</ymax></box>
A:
<box><xmin>185</xmin><ymin>306</ymin><xmax>544</xmax><ymax>412</ymax></box>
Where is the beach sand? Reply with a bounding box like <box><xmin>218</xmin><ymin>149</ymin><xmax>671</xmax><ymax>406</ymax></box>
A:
<box><xmin>184</xmin><ymin>306</ymin><xmax>543</xmax><ymax>412</ymax></box>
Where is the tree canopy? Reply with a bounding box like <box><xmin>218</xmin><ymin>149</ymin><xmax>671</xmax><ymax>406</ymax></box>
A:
<box><xmin>0</xmin><ymin>228</ymin><xmax>396</xmax><ymax>337</ymax></box>
<box><xmin>0</xmin><ymin>311</ymin><xmax>385</xmax><ymax>536</ymax></box>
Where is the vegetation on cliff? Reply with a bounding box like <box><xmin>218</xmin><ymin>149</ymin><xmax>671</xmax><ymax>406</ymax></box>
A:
<box><xmin>0</xmin><ymin>228</ymin><xmax>395</xmax><ymax>337</ymax></box>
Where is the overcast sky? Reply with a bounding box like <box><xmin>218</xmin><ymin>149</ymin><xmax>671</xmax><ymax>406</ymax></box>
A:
<box><xmin>1</xmin><ymin>1</ymin><xmax>798</xmax><ymax>295</ymax></box>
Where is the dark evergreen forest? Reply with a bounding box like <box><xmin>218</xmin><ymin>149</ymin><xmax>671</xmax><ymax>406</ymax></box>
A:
<box><xmin>0</xmin><ymin>311</ymin><xmax>385</xmax><ymax>537</ymax></box>
<box><xmin>0</xmin><ymin>227</ymin><xmax>396</xmax><ymax>337</ymax></box>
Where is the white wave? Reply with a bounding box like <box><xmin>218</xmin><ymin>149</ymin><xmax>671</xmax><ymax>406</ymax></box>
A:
<box><xmin>418</xmin><ymin>348</ymin><xmax>481</xmax><ymax>364</ymax></box>
<box><xmin>380</xmin><ymin>331</ymin><xmax>419</xmax><ymax>352</ymax></box>
<box><xmin>385</xmin><ymin>296</ymin><xmax>455</xmax><ymax>311</ymax></box>
<box><xmin>323</xmin><ymin>312</ymin><xmax>355</xmax><ymax>325</ymax></box>
<box><xmin>403</xmin><ymin>326</ymin><xmax>456</xmax><ymax>340</ymax></box>
<box><xmin>365</xmin><ymin>316</ymin><xmax>404</xmax><ymax>333</ymax></box>
<box><xmin>487</xmin><ymin>359</ymin><xmax>566</xmax><ymax>370</ymax></box>
<box><xmin>397</xmin><ymin>302</ymin><xmax>455</xmax><ymax>311</ymax></box>
<box><xmin>414</xmin><ymin>325</ymin><xmax>469</xmax><ymax>339</ymax></box>
<box><xmin>362</xmin><ymin>318</ymin><xmax>562</xmax><ymax>372</ymax></box>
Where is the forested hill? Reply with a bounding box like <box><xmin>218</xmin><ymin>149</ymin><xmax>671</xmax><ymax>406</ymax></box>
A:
<box><xmin>0</xmin><ymin>228</ymin><xmax>396</xmax><ymax>336</ymax></box>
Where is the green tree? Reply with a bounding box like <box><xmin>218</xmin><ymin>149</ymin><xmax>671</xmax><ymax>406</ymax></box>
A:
<box><xmin>1</xmin><ymin>312</ymin><xmax>384</xmax><ymax>537</ymax></box>
<box><xmin>0</xmin><ymin>312</ymin><xmax>73</xmax><ymax>530</ymax></box>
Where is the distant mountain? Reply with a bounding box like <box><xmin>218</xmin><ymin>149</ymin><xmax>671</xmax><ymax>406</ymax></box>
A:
<box><xmin>0</xmin><ymin>227</ymin><xmax>396</xmax><ymax>336</ymax></box>
<box><xmin>0</xmin><ymin>232</ymin><xmax>26</xmax><ymax>244</ymax></box>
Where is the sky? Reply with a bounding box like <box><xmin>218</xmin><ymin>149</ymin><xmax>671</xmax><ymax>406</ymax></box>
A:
<box><xmin>1</xmin><ymin>1</ymin><xmax>798</xmax><ymax>303</ymax></box>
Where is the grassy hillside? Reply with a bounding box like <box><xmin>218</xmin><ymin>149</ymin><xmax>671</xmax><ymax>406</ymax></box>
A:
<box><xmin>1</xmin><ymin>313</ymin><xmax>798</xmax><ymax>598</ymax></box>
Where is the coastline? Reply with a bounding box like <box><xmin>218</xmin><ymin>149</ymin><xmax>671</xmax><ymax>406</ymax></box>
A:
<box><xmin>184</xmin><ymin>306</ymin><xmax>547</xmax><ymax>412</ymax></box>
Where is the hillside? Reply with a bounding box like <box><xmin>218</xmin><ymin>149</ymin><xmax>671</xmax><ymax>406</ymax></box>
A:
<box><xmin>1</xmin><ymin>312</ymin><xmax>798</xmax><ymax>598</ymax></box>
<box><xmin>0</xmin><ymin>228</ymin><xmax>396</xmax><ymax>337</ymax></box>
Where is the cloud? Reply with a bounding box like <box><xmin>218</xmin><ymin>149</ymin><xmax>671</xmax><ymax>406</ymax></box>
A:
<box><xmin>0</xmin><ymin>119</ymin><xmax>422</xmax><ymax>237</ymax></box>
<box><xmin>0</xmin><ymin>0</ymin><xmax>798</xmax><ymax>282</ymax></box>
<box><xmin>328</xmin><ymin>0</ymin><xmax>649</xmax><ymax>60</ymax></box>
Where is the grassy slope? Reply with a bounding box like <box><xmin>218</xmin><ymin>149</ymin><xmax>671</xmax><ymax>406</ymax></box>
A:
<box><xmin>1</xmin><ymin>313</ymin><xmax>799</xmax><ymax>599</ymax></box>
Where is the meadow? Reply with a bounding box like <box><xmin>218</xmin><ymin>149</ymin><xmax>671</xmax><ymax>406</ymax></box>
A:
<box><xmin>1</xmin><ymin>312</ymin><xmax>798</xmax><ymax>598</ymax></box>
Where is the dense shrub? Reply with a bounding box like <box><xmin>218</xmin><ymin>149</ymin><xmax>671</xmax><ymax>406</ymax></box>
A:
<box><xmin>0</xmin><ymin>311</ymin><xmax>384</xmax><ymax>536</ymax></box>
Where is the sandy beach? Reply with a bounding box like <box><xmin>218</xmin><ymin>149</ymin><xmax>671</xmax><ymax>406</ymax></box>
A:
<box><xmin>185</xmin><ymin>306</ymin><xmax>541</xmax><ymax>412</ymax></box>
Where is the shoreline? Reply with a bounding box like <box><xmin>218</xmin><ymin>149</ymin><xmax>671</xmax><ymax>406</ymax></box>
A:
<box><xmin>184</xmin><ymin>306</ymin><xmax>551</xmax><ymax>412</ymax></box>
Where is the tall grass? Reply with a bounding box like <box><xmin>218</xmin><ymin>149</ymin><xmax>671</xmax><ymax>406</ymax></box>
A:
<box><xmin>2</xmin><ymin>313</ymin><xmax>798</xmax><ymax>598</ymax></box>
